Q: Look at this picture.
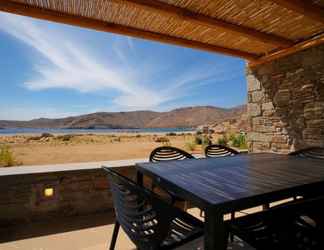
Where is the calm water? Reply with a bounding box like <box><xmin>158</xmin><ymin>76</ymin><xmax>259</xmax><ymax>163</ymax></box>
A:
<box><xmin>0</xmin><ymin>127</ymin><xmax>194</xmax><ymax>135</ymax></box>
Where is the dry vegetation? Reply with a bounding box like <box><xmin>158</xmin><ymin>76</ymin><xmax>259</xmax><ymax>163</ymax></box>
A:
<box><xmin>0</xmin><ymin>132</ymin><xmax>245</xmax><ymax>166</ymax></box>
<box><xmin>0</xmin><ymin>133</ymin><xmax>191</xmax><ymax>166</ymax></box>
<box><xmin>0</xmin><ymin>145</ymin><xmax>21</xmax><ymax>167</ymax></box>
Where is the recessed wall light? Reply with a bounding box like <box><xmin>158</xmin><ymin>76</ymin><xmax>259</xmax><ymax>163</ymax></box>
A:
<box><xmin>44</xmin><ymin>187</ymin><xmax>54</xmax><ymax>197</ymax></box>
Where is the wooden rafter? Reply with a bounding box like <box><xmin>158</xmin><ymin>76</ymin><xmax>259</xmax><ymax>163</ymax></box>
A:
<box><xmin>118</xmin><ymin>0</ymin><xmax>294</xmax><ymax>47</ymax></box>
<box><xmin>269</xmin><ymin>0</ymin><xmax>324</xmax><ymax>24</ymax></box>
<box><xmin>0</xmin><ymin>1</ymin><xmax>259</xmax><ymax>60</ymax></box>
<box><xmin>249</xmin><ymin>33</ymin><xmax>324</xmax><ymax>67</ymax></box>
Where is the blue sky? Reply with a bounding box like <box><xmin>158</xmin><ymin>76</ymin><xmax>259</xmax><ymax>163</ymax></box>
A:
<box><xmin>0</xmin><ymin>12</ymin><xmax>247</xmax><ymax>121</ymax></box>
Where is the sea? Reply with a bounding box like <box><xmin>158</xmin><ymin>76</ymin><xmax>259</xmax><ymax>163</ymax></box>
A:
<box><xmin>0</xmin><ymin>127</ymin><xmax>194</xmax><ymax>135</ymax></box>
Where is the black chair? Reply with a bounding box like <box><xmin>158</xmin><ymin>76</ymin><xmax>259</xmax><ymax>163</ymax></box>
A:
<box><xmin>289</xmin><ymin>146</ymin><xmax>324</xmax><ymax>159</ymax></box>
<box><xmin>149</xmin><ymin>146</ymin><xmax>195</xmax><ymax>209</ymax></box>
<box><xmin>204</xmin><ymin>144</ymin><xmax>240</xmax><ymax>219</ymax></box>
<box><xmin>261</xmin><ymin>147</ymin><xmax>324</xmax><ymax>211</ymax></box>
<box><xmin>205</xmin><ymin>145</ymin><xmax>268</xmax><ymax>213</ymax></box>
<box><xmin>205</xmin><ymin>144</ymin><xmax>239</xmax><ymax>158</ymax></box>
<box><xmin>103</xmin><ymin>167</ymin><xmax>204</xmax><ymax>250</ymax></box>
<box><xmin>104</xmin><ymin>167</ymin><xmax>254</xmax><ymax>250</ymax></box>
<box><xmin>269</xmin><ymin>147</ymin><xmax>324</xmax><ymax>208</ymax></box>
<box><xmin>150</xmin><ymin>146</ymin><xmax>195</xmax><ymax>162</ymax></box>
<box><xmin>228</xmin><ymin>196</ymin><xmax>324</xmax><ymax>250</ymax></box>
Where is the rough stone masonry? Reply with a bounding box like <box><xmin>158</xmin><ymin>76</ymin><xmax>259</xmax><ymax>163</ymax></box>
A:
<box><xmin>247</xmin><ymin>44</ymin><xmax>324</xmax><ymax>153</ymax></box>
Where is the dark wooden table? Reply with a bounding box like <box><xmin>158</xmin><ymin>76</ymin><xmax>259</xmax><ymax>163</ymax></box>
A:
<box><xmin>135</xmin><ymin>153</ymin><xmax>324</xmax><ymax>250</ymax></box>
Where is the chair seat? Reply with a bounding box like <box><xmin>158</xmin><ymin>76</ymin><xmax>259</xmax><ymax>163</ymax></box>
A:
<box><xmin>160</xmin><ymin>213</ymin><xmax>204</xmax><ymax>249</ymax></box>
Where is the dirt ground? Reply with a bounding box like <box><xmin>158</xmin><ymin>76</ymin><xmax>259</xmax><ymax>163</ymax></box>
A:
<box><xmin>0</xmin><ymin>133</ymin><xmax>212</xmax><ymax>166</ymax></box>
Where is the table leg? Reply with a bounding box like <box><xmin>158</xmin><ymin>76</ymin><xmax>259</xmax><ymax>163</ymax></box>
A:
<box><xmin>204</xmin><ymin>209</ymin><xmax>228</xmax><ymax>250</ymax></box>
<box><xmin>136</xmin><ymin>171</ymin><xmax>143</xmax><ymax>186</ymax></box>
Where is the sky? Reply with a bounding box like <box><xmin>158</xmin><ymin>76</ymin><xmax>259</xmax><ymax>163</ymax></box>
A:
<box><xmin>0</xmin><ymin>12</ymin><xmax>247</xmax><ymax>121</ymax></box>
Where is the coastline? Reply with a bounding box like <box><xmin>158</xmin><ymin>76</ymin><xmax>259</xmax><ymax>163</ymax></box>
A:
<box><xmin>0</xmin><ymin>128</ymin><xmax>195</xmax><ymax>136</ymax></box>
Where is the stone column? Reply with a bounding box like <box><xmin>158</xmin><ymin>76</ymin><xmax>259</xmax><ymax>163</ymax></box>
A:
<box><xmin>246</xmin><ymin>44</ymin><xmax>324</xmax><ymax>153</ymax></box>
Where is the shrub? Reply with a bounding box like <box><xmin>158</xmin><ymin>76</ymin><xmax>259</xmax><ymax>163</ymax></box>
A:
<box><xmin>57</xmin><ymin>134</ymin><xmax>74</xmax><ymax>141</ymax></box>
<box><xmin>113</xmin><ymin>137</ymin><xmax>121</xmax><ymax>142</ymax></box>
<box><xmin>155</xmin><ymin>137</ymin><xmax>170</xmax><ymax>146</ymax></box>
<box><xmin>229</xmin><ymin>133</ymin><xmax>236</xmax><ymax>142</ymax></box>
<box><xmin>41</xmin><ymin>133</ymin><xmax>54</xmax><ymax>138</ymax></box>
<box><xmin>0</xmin><ymin>145</ymin><xmax>18</xmax><ymax>167</ymax></box>
<box><xmin>194</xmin><ymin>135</ymin><xmax>203</xmax><ymax>145</ymax></box>
<box><xmin>201</xmin><ymin>136</ymin><xmax>212</xmax><ymax>146</ymax></box>
<box><xmin>166</xmin><ymin>132</ymin><xmax>177</xmax><ymax>136</ymax></box>
<box><xmin>232</xmin><ymin>134</ymin><xmax>247</xmax><ymax>149</ymax></box>
<box><xmin>195</xmin><ymin>134</ymin><xmax>212</xmax><ymax>146</ymax></box>
<box><xmin>217</xmin><ymin>136</ymin><xmax>228</xmax><ymax>146</ymax></box>
<box><xmin>185</xmin><ymin>141</ymin><xmax>196</xmax><ymax>152</ymax></box>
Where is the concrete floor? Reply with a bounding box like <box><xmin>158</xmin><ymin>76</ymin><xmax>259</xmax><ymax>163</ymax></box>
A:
<box><xmin>0</xmin><ymin>209</ymin><xmax>207</xmax><ymax>250</ymax></box>
<box><xmin>0</xmin><ymin>223</ymin><xmax>134</xmax><ymax>250</ymax></box>
<box><xmin>0</xmin><ymin>201</ymin><xmax>291</xmax><ymax>250</ymax></box>
<box><xmin>0</xmin><ymin>210</ymin><xmax>207</xmax><ymax>250</ymax></box>
<box><xmin>0</xmin><ymin>211</ymin><xmax>135</xmax><ymax>250</ymax></box>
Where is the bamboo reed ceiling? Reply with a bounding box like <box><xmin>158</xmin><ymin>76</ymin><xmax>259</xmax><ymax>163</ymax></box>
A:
<box><xmin>0</xmin><ymin>0</ymin><xmax>324</xmax><ymax>62</ymax></box>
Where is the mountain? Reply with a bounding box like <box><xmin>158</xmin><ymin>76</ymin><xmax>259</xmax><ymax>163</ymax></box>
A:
<box><xmin>0</xmin><ymin>105</ymin><xmax>246</xmax><ymax>129</ymax></box>
<box><xmin>146</xmin><ymin>105</ymin><xmax>246</xmax><ymax>128</ymax></box>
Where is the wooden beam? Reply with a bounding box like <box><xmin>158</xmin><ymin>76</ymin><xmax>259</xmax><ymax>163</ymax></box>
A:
<box><xmin>269</xmin><ymin>0</ymin><xmax>324</xmax><ymax>24</ymax></box>
<box><xmin>248</xmin><ymin>34</ymin><xmax>324</xmax><ymax>67</ymax></box>
<box><xmin>117</xmin><ymin>0</ymin><xmax>293</xmax><ymax>47</ymax></box>
<box><xmin>0</xmin><ymin>1</ymin><xmax>259</xmax><ymax>61</ymax></box>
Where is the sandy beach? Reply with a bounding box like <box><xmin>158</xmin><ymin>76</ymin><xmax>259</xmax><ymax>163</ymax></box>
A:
<box><xmin>0</xmin><ymin>132</ymin><xmax>212</xmax><ymax>166</ymax></box>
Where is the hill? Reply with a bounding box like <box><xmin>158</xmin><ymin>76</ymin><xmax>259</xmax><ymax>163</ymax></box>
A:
<box><xmin>0</xmin><ymin>105</ymin><xmax>246</xmax><ymax>129</ymax></box>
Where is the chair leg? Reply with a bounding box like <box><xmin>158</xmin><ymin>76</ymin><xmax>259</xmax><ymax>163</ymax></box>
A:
<box><xmin>109</xmin><ymin>221</ymin><xmax>120</xmax><ymax>250</ymax></box>
<box><xmin>184</xmin><ymin>201</ymin><xmax>188</xmax><ymax>211</ymax></box>
<box><xmin>200</xmin><ymin>209</ymin><xmax>204</xmax><ymax>218</ymax></box>
<box><xmin>229</xmin><ymin>212</ymin><xmax>235</xmax><ymax>242</ymax></box>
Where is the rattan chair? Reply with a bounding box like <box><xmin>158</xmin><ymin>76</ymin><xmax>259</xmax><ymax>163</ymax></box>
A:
<box><xmin>205</xmin><ymin>144</ymin><xmax>239</xmax><ymax>158</ymax></box>
<box><xmin>103</xmin><ymin>167</ymin><xmax>204</xmax><ymax>250</ymax></box>
<box><xmin>228</xmin><ymin>196</ymin><xmax>324</xmax><ymax>250</ymax></box>
<box><xmin>149</xmin><ymin>146</ymin><xmax>195</xmax><ymax>208</ymax></box>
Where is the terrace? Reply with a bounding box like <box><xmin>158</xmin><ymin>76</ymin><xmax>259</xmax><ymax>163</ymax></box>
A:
<box><xmin>0</xmin><ymin>0</ymin><xmax>324</xmax><ymax>249</ymax></box>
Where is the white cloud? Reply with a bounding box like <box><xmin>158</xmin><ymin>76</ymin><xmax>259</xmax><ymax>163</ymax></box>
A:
<box><xmin>0</xmin><ymin>13</ymin><xmax>234</xmax><ymax>114</ymax></box>
<box><xmin>0</xmin><ymin>106</ymin><xmax>80</xmax><ymax>120</ymax></box>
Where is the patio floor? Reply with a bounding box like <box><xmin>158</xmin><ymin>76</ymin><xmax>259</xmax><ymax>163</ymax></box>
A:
<box><xmin>0</xmin><ymin>210</ymin><xmax>134</xmax><ymax>250</ymax></box>
<box><xmin>0</xmin><ymin>202</ymin><xmax>291</xmax><ymax>250</ymax></box>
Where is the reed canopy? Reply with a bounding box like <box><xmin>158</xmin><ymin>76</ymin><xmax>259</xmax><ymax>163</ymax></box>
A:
<box><xmin>0</xmin><ymin>0</ymin><xmax>324</xmax><ymax>65</ymax></box>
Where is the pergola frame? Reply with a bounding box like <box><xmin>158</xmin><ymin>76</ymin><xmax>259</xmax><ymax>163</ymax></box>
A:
<box><xmin>0</xmin><ymin>0</ymin><xmax>323</xmax><ymax>64</ymax></box>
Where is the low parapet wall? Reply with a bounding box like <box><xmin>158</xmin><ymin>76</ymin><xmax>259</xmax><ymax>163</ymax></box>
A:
<box><xmin>0</xmin><ymin>159</ymin><xmax>146</xmax><ymax>227</ymax></box>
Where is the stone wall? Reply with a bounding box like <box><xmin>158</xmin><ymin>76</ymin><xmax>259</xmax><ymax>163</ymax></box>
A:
<box><xmin>0</xmin><ymin>166</ymin><xmax>135</xmax><ymax>227</ymax></box>
<box><xmin>247</xmin><ymin>44</ymin><xmax>324</xmax><ymax>153</ymax></box>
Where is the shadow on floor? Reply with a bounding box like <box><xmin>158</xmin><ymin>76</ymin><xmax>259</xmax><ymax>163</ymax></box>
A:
<box><xmin>0</xmin><ymin>210</ymin><xmax>255</xmax><ymax>249</ymax></box>
<box><xmin>0</xmin><ymin>211</ymin><xmax>116</xmax><ymax>244</ymax></box>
